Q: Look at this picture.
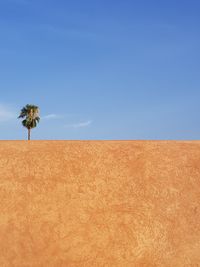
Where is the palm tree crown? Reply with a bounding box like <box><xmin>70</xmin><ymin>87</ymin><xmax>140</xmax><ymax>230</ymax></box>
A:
<box><xmin>18</xmin><ymin>104</ymin><xmax>40</xmax><ymax>140</ymax></box>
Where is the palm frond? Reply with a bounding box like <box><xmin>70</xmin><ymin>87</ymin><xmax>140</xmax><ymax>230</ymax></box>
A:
<box><xmin>18</xmin><ymin>104</ymin><xmax>40</xmax><ymax>130</ymax></box>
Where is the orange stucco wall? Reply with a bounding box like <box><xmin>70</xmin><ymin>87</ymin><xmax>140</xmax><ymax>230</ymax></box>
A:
<box><xmin>0</xmin><ymin>141</ymin><xmax>200</xmax><ymax>266</ymax></box>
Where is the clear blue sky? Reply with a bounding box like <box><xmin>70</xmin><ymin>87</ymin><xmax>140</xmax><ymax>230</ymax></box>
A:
<box><xmin>0</xmin><ymin>0</ymin><xmax>200</xmax><ymax>140</ymax></box>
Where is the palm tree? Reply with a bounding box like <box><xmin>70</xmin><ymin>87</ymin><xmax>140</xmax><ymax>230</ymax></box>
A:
<box><xmin>18</xmin><ymin>104</ymin><xmax>40</xmax><ymax>140</ymax></box>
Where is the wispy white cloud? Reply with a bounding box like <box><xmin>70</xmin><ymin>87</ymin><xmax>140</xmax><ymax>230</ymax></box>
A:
<box><xmin>65</xmin><ymin>120</ymin><xmax>92</xmax><ymax>128</ymax></box>
<box><xmin>0</xmin><ymin>104</ymin><xmax>16</xmax><ymax>122</ymax></box>
<box><xmin>42</xmin><ymin>114</ymin><xmax>61</xmax><ymax>120</ymax></box>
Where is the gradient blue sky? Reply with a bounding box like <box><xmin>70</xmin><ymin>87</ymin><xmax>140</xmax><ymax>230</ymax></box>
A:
<box><xmin>0</xmin><ymin>0</ymin><xmax>200</xmax><ymax>140</ymax></box>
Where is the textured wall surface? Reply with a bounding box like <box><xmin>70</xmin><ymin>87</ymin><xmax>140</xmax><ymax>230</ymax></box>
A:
<box><xmin>0</xmin><ymin>141</ymin><xmax>200</xmax><ymax>267</ymax></box>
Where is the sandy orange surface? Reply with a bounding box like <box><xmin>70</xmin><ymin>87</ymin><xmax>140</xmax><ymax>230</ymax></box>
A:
<box><xmin>0</xmin><ymin>141</ymin><xmax>200</xmax><ymax>267</ymax></box>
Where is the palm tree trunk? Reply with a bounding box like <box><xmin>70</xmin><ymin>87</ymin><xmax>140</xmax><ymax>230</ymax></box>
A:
<box><xmin>28</xmin><ymin>129</ymin><xmax>31</xmax><ymax>140</ymax></box>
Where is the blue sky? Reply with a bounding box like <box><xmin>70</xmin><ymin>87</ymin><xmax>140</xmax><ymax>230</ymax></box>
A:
<box><xmin>0</xmin><ymin>0</ymin><xmax>200</xmax><ymax>140</ymax></box>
